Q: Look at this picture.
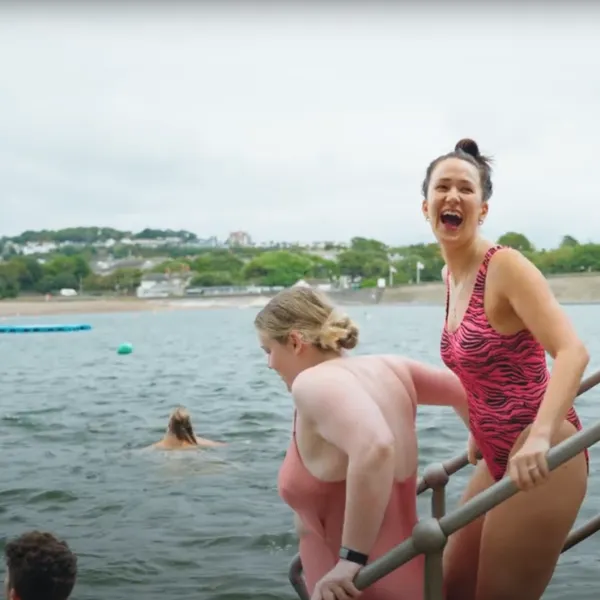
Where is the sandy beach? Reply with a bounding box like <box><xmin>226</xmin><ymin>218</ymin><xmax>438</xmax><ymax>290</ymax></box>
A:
<box><xmin>0</xmin><ymin>297</ymin><xmax>171</xmax><ymax>318</ymax></box>
<box><xmin>0</xmin><ymin>295</ymin><xmax>275</xmax><ymax>318</ymax></box>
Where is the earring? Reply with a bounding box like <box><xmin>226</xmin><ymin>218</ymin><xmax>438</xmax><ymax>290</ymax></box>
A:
<box><xmin>478</xmin><ymin>219</ymin><xmax>484</xmax><ymax>225</ymax></box>
<box><xmin>425</xmin><ymin>217</ymin><xmax>430</xmax><ymax>222</ymax></box>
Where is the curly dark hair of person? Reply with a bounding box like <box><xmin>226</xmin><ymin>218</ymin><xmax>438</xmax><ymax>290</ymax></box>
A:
<box><xmin>5</xmin><ymin>531</ymin><xmax>77</xmax><ymax>600</ymax></box>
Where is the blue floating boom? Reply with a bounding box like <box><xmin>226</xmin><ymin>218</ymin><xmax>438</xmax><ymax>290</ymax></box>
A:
<box><xmin>0</xmin><ymin>324</ymin><xmax>92</xmax><ymax>334</ymax></box>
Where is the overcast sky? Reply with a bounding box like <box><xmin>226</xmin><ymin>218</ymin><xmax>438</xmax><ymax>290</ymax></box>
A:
<box><xmin>1</xmin><ymin>4</ymin><xmax>599</xmax><ymax>248</ymax></box>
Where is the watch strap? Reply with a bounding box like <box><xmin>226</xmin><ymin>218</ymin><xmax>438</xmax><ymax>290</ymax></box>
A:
<box><xmin>339</xmin><ymin>546</ymin><xmax>368</xmax><ymax>566</ymax></box>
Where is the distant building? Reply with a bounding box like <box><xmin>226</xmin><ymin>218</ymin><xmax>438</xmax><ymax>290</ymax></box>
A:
<box><xmin>21</xmin><ymin>242</ymin><xmax>58</xmax><ymax>256</ymax></box>
<box><xmin>189</xmin><ymin>236</ymin><xmax>220</xmax><ymax>248</ymax></box>
<box><xmin>136</xmin><ymin>272</ymin><xmax>191</xmax><ymax>298</ymax></box>
<box><xmin>305</xmin><ymin>249</ymin><xmax>340</xmax><ymax>261</ymax></box>
<box><xmin>91</xmin><ymin>257</ymin><xmax>165</xmax><ymax>275</ymax></box>
<box><xmin>226</xmin><ymin>231</ymin><xmax>253</xmax><ymax>247</ymax></box>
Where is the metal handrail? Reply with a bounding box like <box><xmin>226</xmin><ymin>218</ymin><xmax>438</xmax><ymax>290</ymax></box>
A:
<box><xmin>288</xmin><ymin>368</ymin><xmax>600</xmax><ymax>600</ymax></box>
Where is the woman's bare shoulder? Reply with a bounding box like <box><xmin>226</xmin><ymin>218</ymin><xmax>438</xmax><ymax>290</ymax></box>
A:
<box><xmin>196</xmin><ymin>438</ymin><xmax>226</xmax><ymax>448</ymax></box>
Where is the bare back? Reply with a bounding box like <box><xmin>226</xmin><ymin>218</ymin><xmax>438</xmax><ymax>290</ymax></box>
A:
<box><xmin>295</xmin><ymin>355</ymin><xmax>419</xmax><ymax>484</ymax></box>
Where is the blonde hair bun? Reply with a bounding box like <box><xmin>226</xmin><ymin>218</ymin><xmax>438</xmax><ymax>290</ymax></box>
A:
<box><xmin>254</xmin><ymin>287</ymin><xmax>360</xmax><ymax>352</ymax></box>
<box><xmin>318</xmin><ymin>313</ymin><xmax>359</xmax><ymax>351</ymax></box>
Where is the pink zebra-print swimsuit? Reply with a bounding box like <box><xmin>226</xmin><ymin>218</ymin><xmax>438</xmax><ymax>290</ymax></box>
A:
<box><xmin>440</xmin><ymin>245</ymin><xmax>588</xmax><ymax>481</ymax></box>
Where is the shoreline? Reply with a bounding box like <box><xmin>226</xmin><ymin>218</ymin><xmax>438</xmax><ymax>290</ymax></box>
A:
<box><xmin>4</xmin><ymin>269</ymin><xmax>600</xmax><ymax>318</ymax></box>
<box><xmin>0</xmin><ymin>297</ymin><xmax>230</xmax><ymax>318</ymax></box>
<box><xmin>0</xmin><ymin>295</ymin><xmax>282</xmax><ymax>318</ymax></box>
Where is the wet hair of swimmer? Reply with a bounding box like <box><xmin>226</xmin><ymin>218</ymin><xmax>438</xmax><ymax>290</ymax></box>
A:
<box><xmin>168</xmin><ymin>408</ymin><xmax>198</xmax><ymax>445</ymax></box>
<box><xmin>421</xmin><ymin>138</ymin><xmax>494</xmax><ymax>202</ymax></box>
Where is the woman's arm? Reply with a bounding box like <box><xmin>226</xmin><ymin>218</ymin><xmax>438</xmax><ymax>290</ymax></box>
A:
<box><xmin>404</xmin><ymin>359</ymin><xmax>469</xmax><ymax>428</ymax></box>
<box><xmin>492</xmin><ymin>249</ymin><xmax>589</xmax><ymax>439</ymax></box>
<box><xmin>196</xmin><ymin>437</ymin><xmax>226</xmax><ymax>448</ymax></box>
<box><xmin>292</xmin><ymin>368</ymin><xmax>395</xmax><ymax>557</ymax></box>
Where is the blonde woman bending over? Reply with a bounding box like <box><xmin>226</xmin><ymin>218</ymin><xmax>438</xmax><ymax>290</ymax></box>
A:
<box><xmin>255</xmin><ymin>286</ymin><xmax>470</xmax><ymax>600</ymax></box>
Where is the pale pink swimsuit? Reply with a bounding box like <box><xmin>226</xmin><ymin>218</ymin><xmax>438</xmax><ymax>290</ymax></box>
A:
<box><xmin>278</xmin><ymin>413</ymin><xmax>424</xmax><ymax>600</ymax></box>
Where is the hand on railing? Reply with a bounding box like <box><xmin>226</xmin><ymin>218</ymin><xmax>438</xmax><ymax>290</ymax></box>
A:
<box><xmin>288</xmin><ymin>368</ymin><xmax>600</xmax><ymax>600</ymax></box>
<box><xmin>507</xmin><ymin>432</ymin><xmax>551</xmax><ymax>491</ymax></box>
<box><xmin>311</xmin><ymin>560</ymin><xmax>361</xmax><ymax>600</ymax></box>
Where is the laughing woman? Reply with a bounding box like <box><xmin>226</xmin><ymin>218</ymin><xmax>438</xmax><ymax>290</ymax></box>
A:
<box><xmin>421</xmin><ymin>138</ymin><xmax>589</xmax><ymax>600</ymax></box>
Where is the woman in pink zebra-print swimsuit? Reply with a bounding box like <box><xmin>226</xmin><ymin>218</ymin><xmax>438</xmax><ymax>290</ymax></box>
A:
<box><xmin>421</xmin><ymin>138</ymin><xmax>589</xmax><ymax>600</ymax></box>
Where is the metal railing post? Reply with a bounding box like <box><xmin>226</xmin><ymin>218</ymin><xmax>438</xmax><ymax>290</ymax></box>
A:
<box><xmin>417</xmin><ymin>451</ymin><xmax>472</xmax><ymax>495</ymax></box>
<box><xmin>287</xmin><ymin>368</ymin><xmax>600</xmax><ymax>600</ymax></box>
<box><xmin>419</xmin><ymin>463</ymin><xmax>450</xmax><ymax>600</ymax></box>
<box><xmin>288</xmin><ymin>554</ymin><xmax>309</xmax><ymax>600</ymax></box>
<box><xmin>422</xmin><ymin>462</ymin><xmax>450</xmax><ymax>519</ymax></box>
<box><xmin>353</xmin><ymin>418</ymin><xmax>600</xmax><ymax>591</ymax></box>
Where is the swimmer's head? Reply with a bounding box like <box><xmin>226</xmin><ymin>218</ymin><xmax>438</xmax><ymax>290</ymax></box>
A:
<box><xmin>4</xmin><ymin>530</ymin><xmax>77</xmax><ymax>600</ymax></box>
<box><xmin>421</xmin><ymin>138</ymin><xmax>493</xmax><ymax>248</ymax></box>
<box><xmin>255</xmin><ymin>287</ymin><xmax>359</xmax><ymax>388</ymax></box>
<box><xmin>167</xmin><ymin>407</ymin><xmax>197</xmax><ymax>445</ymax></box>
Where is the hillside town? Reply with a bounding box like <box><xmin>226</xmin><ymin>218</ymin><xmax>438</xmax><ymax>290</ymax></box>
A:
<box><xmin>0</xmin><ymin>227</ymin><xmax>361</xmax><ymax>299</ymax></box>
<box><xmin>0</xmin><ymin>226</ymin><xmax>595</xmax><ymax>301</ymax></box>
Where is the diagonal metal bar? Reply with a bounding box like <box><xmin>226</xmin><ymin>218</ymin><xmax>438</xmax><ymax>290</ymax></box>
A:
<box><xmin>289</xmin><ymin>367</ymin><xmax>600</xmax><ymax>599</ymax></box>
<box><xmin>355</xmin><ymin>418</ymin><xmax>600</xmax><ymax>590</ymax></box>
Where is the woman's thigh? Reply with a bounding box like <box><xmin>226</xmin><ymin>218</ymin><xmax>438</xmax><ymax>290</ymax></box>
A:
<box><xmin>294</xmin><ymin>514</ymin><xmax>336</xmax><ymax>594</ymax></box>
<box><xmin>443</xmin><ymin>460</ymin><xmax>494</xmax><ymax>600</ymax></box>
<box><xmin>475</xmin><ymin>421</ymin><xmax>588</xmax><ymax>600</ymax></box>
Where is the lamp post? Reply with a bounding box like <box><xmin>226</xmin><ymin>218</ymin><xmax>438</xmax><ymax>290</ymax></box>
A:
<box><xmin>388</xmin><ymin>264</ymin><xmax>397</xmax><ymax>287</ymax></box>
<box><xmin>416</xmin><ymin>261</ymin><xmax>424</xmax><ymax>284</ymax></box>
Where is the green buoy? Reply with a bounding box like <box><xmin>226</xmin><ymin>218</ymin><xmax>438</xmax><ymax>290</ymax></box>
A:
<box><xmin>117</xmin><ymin>342</ymin><xmax>133</xmax><ymax>355</ymax></box>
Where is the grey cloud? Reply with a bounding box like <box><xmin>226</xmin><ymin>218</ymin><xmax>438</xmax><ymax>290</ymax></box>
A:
<box><xmin>0</xmin><ymin>5</ymin><xmax>599</xmax><ymax>246</ymax></box>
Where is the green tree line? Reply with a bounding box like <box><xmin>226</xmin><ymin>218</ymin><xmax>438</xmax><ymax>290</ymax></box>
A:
<box><xmin>1</xmin><ymin>227</ymin><xmax>200</xmax><ymax>245</ymax></box>
<box><xmin>0</xmin><ymin>231</ymin><xmax>599</xmax><ymax>299</ymax></box>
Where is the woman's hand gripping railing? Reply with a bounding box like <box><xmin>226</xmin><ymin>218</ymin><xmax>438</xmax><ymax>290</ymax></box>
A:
<box><xmin>286</xmin><ymin>451</ymin><xmax>475</xmax><ymax>600</ymax></box>
<box><xmin>353</xmin><ymin>419</ymin><xmax>600</xmax><ymax>598</ymax></box>
<box><xmin>409</xmin><ymin>367</ymin><xmax>600</xmax><ymax>600</ymax></box>
<box><xmin>288</xmin><ymin>368</ymin><xmax>600</xmax><ymax>600</ymax></box>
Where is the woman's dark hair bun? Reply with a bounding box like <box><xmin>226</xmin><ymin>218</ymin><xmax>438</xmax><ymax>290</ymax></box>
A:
<box><xmin>455</xmin><ymin>138</ymin><xmax>480</xmax><ymax>159</ymax></box>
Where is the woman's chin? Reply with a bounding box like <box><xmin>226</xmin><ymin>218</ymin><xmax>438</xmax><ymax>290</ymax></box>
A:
<box><xmin>434</xmin><ymin>224</ymin><xmax>472</xmax><ymax>246</ymax></box>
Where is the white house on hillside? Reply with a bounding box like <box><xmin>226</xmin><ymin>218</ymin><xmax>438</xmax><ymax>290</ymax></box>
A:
<box><xmin>136</xmin><ymin>273</ymin><xmax>191</xmax><ymax>298</ymax></box>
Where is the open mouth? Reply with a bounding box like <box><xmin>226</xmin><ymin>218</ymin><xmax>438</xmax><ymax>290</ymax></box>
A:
<box><xmin>440</xmin><ymin>211</ymin><xmax>464</xmax><ymax>228</ymax></box>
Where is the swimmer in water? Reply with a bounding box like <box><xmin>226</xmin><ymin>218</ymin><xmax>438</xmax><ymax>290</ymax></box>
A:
<box><xmin>152</xmin><ymin>407</ymin><xmax>225</xmax><ymax>450</ymax></box>
<box><xmin>255</xmin><ymin>286</ymin><xmax>470</xmax><ymax>600</ymax></box>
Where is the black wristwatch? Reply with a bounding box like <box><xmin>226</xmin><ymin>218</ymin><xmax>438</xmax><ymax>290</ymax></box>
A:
<box><xmin>339</xmin><ymin>546</ymin><xmax>369</xmax><ymax>566</ymax></box>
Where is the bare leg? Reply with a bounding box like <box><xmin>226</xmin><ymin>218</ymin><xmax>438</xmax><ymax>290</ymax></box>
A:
<box><xmin>475</xmin><ymin>421</ymin><xmax>587</xmax><ymax>600</ymax></box>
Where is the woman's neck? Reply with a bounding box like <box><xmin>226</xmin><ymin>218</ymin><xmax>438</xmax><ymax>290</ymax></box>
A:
<box><xmin>305</xmin><ymin>349</ymin><xmax>342</xmax><ymax>370</ymax></box>
<box><xmin>442</xmin><ymin>238</ymin><xmax>490</xmax><ymax>284</ymax></box>
<box><xmin>289</xmin><ymin>348</ymin><xmax>342</xmax><ymax>388</ymax></box>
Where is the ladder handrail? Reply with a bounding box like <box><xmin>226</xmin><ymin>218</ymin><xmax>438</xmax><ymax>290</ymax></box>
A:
<box><xmin>288</xmin><ymin>367</ymin><xmax>600</xmax><ymax>599</ymax></box>
<box><xmin>417</xmin><ymin>449</ymin><xmax>471</xmax><ymax>494</ymax></box>
<box><xmin>288</xmin><ymin>505</ymin><xmax>600</xmax><ymax>599</ymax></box>
<box><xmin>414</xmin><ymin>367</ymin><xmax>600</xmax><ymax>495</ymax></box>
<box><xmin>354</xmin><ymin>417</ymin><xmax>600</xmax><ymax>590</ymax></box>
